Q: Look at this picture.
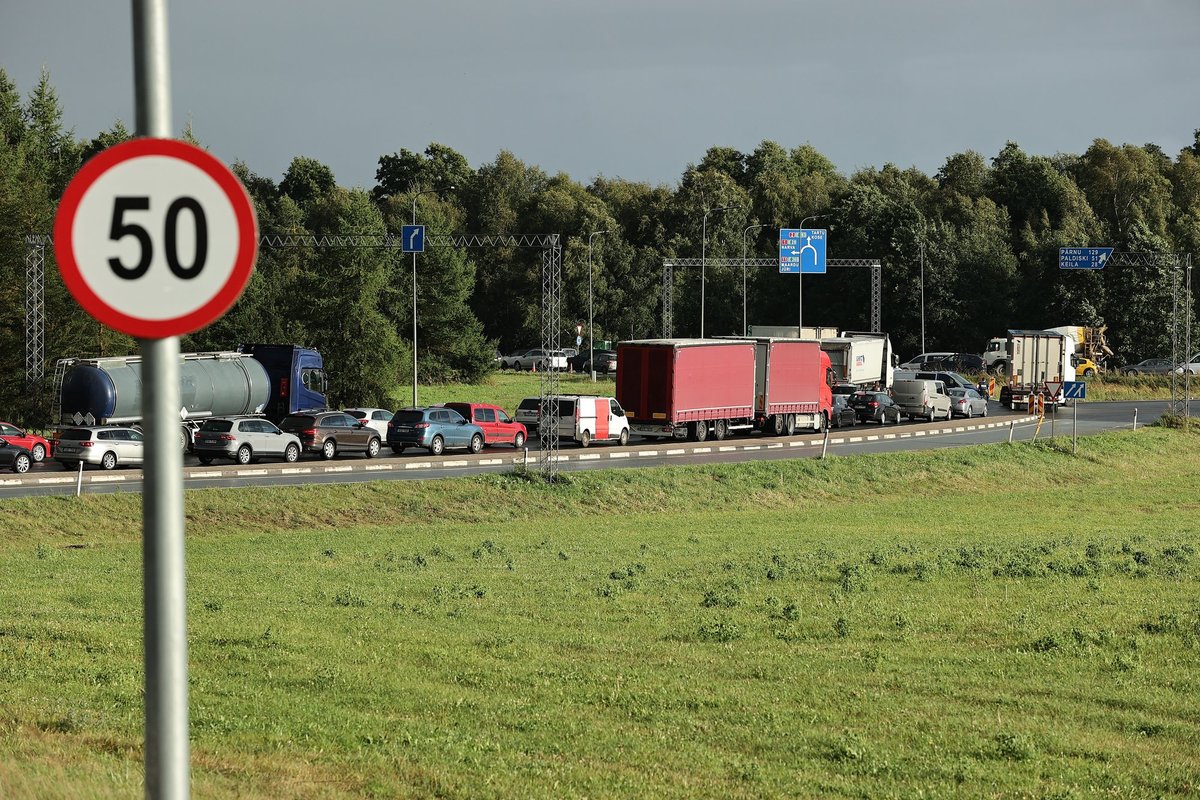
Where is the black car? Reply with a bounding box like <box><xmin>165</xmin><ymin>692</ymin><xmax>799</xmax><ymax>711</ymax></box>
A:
<box><xmin>0</xmin><ymin>439</ymin><xmax>33</xmax><ymax>474</ymax></box>
<box><xmin>828</xmin><ymin>394</ymin><xmax>859</xmax><ymax>428</ymax></box>
<box><xmin>929</xmin><ymin>353</ymin><xmax>986</xmax><ymax>373</ymax></box>
<box><xmin>848</xmin><ymin>391</ymin><xmax>903</xmax><ymax>424</ymax></box>
<box><xmin>568</xmin><ymin>349</ymin><xmax>617</xmax><ymax>375</ymax></box>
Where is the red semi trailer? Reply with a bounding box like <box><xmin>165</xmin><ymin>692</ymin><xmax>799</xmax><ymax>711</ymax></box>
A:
<box><xmin>616</xmin><ymin>338</ymin><xmax>833</xmax><ymax>441</ymax></box>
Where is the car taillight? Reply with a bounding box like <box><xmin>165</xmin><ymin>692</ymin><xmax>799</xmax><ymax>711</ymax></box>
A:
<box><xmin>414</xmin><ymin>422</ymin><xmax>430</xmax><ymax>429</ymax></box>
<box><xmin>301</xmin><ymin>428</ymin><xmax>317</xmax><ymax>437</ymax></box>
<box><xmin>868</xmin><ymin>401</ymin><xmax>879</xmax><ymax>407</ymax></box>
<box><xmin>387</xmin><ymin>421</ymin><xmax>395</xmax><ymax>429</ymax></box>
<box><xmin>217</xmin><ymin>434</ymin><xmax>236</xmax><ymax>442</ymax></box>
<box><xmin>80</xmin><ymin>441</ymin><xmax>94</xmax><ymax>448</ymax></box>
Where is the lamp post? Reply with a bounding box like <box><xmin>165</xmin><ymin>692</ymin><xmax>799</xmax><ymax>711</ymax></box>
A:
<box><xmin>798</xmin><ymin>214</ymin><xmax>827</xmax><ymax>336</ymax></box>
<box><xmin>411</xmin><ymin>184</ymin><xmax>452</xmax><ymax>407</ymax></box>
<box><xmin>919</xmin><ymin>238</ymin><xmax>926</xmax><ymax>352</ymax></box>
<box><xmin>587</xmin><ymin>229</ymin><xmax>610</xmax><ymax>381</ymax></box>
<box><xmin>742</xmin><ymin>223</ymin><xmax>770</xmax><ymax>336</ymax></box>
<box><xmin>701</xmin><ymin>204</ymin><xmax>736</xmax><ymax>338</ymax></box>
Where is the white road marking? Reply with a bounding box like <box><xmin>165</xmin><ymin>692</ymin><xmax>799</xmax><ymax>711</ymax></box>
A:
<box><xmin>578</xmin><ymin>454</ymin><xmax>601</xmax><ymax>461</ymax></box>
<box><xmin>443</xmin><ymin>460</ymin><xmax>468</xmax><ymax>467</ymax></box>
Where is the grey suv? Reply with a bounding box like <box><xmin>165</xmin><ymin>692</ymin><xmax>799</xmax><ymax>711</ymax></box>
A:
<box><xmin>194</xmin><ymin>416</ymin><xmax>302</xmax><ymax>465</ymax></box>
<box><xmin>280</xmin><ymin>411</ymin><xmax>381</xmax><ymax>459</ymax></box>
<box><xmin>54</xmin><ymin>426</ymin><xmax>145</xmax><ymax>470</ymax></box>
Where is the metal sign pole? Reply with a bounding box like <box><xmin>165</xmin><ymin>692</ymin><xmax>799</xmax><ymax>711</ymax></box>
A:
<box><xmin>1073</xmin><ymin>398</ymin><xmax>1078</xmax><ymax>455</ymax></box>
<box><xmin>133</xmin><ymin>1</ymin><xmax>190</xmax><ymax>797</ymax></box>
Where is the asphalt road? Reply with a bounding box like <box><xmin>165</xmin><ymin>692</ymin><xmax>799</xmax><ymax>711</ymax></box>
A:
<box><xmin>0</xmin><ymin>400</ymin><xmax>1171</xmax><ymax>499</ymax></box>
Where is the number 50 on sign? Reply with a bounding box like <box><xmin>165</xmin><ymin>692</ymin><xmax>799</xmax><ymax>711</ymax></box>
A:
<box><xmin>54</xmin><ymin>138</ymin><xmax>258</xmax><ymax>339</ymax></box>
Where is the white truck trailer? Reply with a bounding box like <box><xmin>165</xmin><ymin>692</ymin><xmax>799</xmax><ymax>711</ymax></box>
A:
<box><xmin>819</xmin><ymin>332</ymin><xmax>897</xmax><ymax>388</ymax></box>
<box><xmin>996</xmin><ymin>330</ymin><xmax>1071</xmax><ymax>410</ymax></box>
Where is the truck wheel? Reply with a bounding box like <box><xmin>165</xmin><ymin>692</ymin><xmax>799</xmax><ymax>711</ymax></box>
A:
<box><xmin>767</xmin><ymin>415</ymin><xmax>784</xmax><ymax>436</ymax></box>
<box><xmin>366</xmin><ymin>438</ymin><xmax>380</xmax><ymax>458</ymax></box>
<box><xmin>579</xmin><ymin>430</ymin><xmax>591</xmax><ymax>448</ymax></box>
<box><xmin>712</xmin><ymin>419</ymin><xmax>728</xmax><ymax>440</ymax></box>
<box><xmin>236</xmin><ymin>445</ymin><xmax>253</xmax><ymax>465</ymax></box>
<box><xmin>690</xmin><ymin>421</ymin><xmax>707</xmax><ymax>442</ymax></box>
<box><xmin>618</xmin><ymin>428</ymin><xmax>629</xmax><ymax>446</ymax></box>
<box><xmin>321</xmin><ymin>439</ymin><xmax>337</xmax><ymax>460</ymax></box>
<box><xmin>101</xmin><ymin>451</ymin><xmax>117</xmax><ymax>471</ymax></box>
<box><xmin>785</xmin><ymin>414</ymin><xmax>798</xmax><ymax>435</ymax></box>
<box><xmin>179</xmin><ymin>428</ymin><xmax>189</xmax><ymax>452</ymax></box>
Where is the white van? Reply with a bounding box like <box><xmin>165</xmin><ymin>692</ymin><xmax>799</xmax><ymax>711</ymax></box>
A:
<box><xmin>515</xmin><ymin>395</ymin><xmax>631</xmax><ymax>447</ymax></box>
<box><xmin>892</xmin><ymin>379</ymin><xmax>953</xmax><ymax>422</ymax></box>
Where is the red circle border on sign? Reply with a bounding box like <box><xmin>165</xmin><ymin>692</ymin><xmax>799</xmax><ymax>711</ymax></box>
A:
<box><xmin>53</xmin><ymin>137</ymin><xmax>259</xmax><ymax>339</ymax></box>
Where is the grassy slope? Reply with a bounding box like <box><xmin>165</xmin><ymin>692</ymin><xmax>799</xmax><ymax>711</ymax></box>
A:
<box><xmin>1</xmin><ymin>429</ymin><xmax>1198</xmax><ymax>798</ymax></box>
<box><xmin>412</xmin><ymin>370</ymin><xmax>616</xmax><ymax>415</ymax></box>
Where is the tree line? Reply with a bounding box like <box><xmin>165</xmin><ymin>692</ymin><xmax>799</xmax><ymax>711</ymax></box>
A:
<box><xmin>2</xmin><ymin>68</ymin><xmax>1197</xmax><ymax>422</ymax></box>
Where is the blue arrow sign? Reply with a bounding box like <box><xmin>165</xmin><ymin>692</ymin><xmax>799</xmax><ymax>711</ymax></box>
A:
<box><xmin>1059</xmin><ymin>247</ymin><xmax>1112</xmax><ymax>270</ymax></box>
<box><xmin>402</xmin><ymin>224</ymin><xmax>426</xmax><ymax>253</ymax></box>
<box><xmin>1063</xmin><ymin>381</ymin><xmax>1086</xmax><ymax>399</ymax></box>
<box><xmin>779</xmin><ymin>228</ymin><xmax>827</xmax><ymax>274</ymax></box>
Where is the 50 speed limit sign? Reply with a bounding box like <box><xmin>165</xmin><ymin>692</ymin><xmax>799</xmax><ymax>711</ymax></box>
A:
<box><xmin>54</xmin><ymin>138</ymin><xmax>258</xmax><ymax>338</ymax></box>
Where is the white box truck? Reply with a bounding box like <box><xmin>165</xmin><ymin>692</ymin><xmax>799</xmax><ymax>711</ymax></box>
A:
<box><xmin>996</xmin><ymin>330</ymin><xmax>1071</xmax><ymax>410</ymax></box>
<box><xmin>820</xmin><ymin>332</ymin><xmax>897</xmax><ymax>388</ymax></box>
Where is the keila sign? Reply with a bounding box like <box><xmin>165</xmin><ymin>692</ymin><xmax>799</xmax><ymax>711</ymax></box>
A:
<box><xmin>54</xmin><ymin>138</ymin><xmax>258</xmax><ymax>338</ymax></box>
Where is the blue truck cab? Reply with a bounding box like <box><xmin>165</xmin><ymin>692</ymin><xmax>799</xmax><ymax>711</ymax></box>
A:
<box><xmin>238</xmin><ymin>344</ymin><xmax>329</xmax><ymax>422</ymax></box>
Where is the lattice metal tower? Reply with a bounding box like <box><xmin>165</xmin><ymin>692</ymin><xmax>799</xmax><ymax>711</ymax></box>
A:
<box><xmin>538</xmin><ymin>238</ymin><xmax>563</xmax><ymax>481</ymax></box>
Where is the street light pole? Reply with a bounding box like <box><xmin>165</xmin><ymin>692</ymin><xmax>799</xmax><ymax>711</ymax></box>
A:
<box><xmin>411</xmin><ymin>184</ymin><xmax>452</xmax><ymax>407</ymax></box>
<box><xmin>701</xmin><ymin>204</ymin><xmax>735</xmax><ymax>338</ymax></box>
<box><xmin>919</xmin><ymin>238</ymin><xmax>926</xmax><ymax>353</ymax></box>
<box><xmin>742</xmin><ymin>223</ymin><xmax>770</xmax><ymax>336</ymax></box>
<box><xmin>587</xmin><ymin>230</ymin><xmax>610</xmax><ymax>381</ymax></box>
<box><xmin>798</xmin><ymin>214</ymin><xmax>827</xmax><ymax>337</ymax></box>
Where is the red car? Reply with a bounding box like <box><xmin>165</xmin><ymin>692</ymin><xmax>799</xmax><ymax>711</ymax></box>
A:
<box><xmin>0</xmin><ymin>421</ymin><xmax>52</xmax><ymax>462</ymax></box>
<box><xmin>442</xmin><ymin>403</ymin><xmax>527</xmax><ymax>448</ymax></box>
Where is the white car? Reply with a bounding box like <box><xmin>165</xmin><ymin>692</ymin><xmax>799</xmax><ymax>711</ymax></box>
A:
<box><xmin>343</xmin><ymin>408</ymin><xmax>394</xmax><ymax>438</ymax></box>
<box><xmin>54</xmin><ymin>426</ymin><xmax>145</xmax><ymax>470</ymax></box>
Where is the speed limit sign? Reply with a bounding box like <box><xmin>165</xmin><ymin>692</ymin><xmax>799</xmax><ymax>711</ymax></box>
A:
<box><xmin>54</xmin><ymin>138</ymin><xmax>258</xmax><ymax>338</ymax></box>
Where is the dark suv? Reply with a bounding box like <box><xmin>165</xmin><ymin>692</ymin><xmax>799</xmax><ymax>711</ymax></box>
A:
<box><xmin>279</xmin><ymin>411</ymin><xmax>381</xmax><ymax>459</ymax></box>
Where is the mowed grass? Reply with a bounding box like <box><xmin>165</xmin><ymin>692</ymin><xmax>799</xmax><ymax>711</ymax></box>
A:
<box><xmin>1</xmin><ymin>429</ymin><xmax>1199</xmax><ymax>798</ymax></box>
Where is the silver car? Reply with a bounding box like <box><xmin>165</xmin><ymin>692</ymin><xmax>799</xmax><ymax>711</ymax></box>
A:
<box><xmin>54</xmin><ymin>426</ymin><xmax>145</xmax><ymax>471</ymax></box>
<box><xmin>193</xmin><ymin>416</ymin><xmax>301</xmax><ymax>465</ymax></box>
<box><xmin>948</xmin><ymin>387</ymin><xmax>989</xmax><ymax>418</ymax></box>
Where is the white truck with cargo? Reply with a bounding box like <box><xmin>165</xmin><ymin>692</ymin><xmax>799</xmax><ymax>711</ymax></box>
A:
<box><xmin>995</xmin><ymin>330</ymin><xmax>1071</xmax><ymax>410</ymax></box>
<box><xmin>819</xmin><ymin>332</ymin><xmax>897</xmax><ymax>388</ymax></box>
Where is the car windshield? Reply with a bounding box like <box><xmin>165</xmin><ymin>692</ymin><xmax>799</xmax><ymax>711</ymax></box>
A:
<box><xmin>280</xmin><ymin>416</ymin><xmax>315</xmax><ymax>430</ymax></box>
<box><xmin>200</xmin><ymin>419</ymin><xmax>234</xmax><ymax>432</ymax></box>
<box><xmin>391</xmin><ymin>410</ymin><xmax>425</xmax><ymax>424</ymax></box>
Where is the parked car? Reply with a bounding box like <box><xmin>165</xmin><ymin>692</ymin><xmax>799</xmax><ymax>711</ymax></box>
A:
<box><xmin>506</xmin><ymin>348</ymin><xmax>568</xmax><ymax>371</ymax></box>
<box><xmin>515</xmin><ymin>395</ymin><xmax>630</xmax><ymax>446</ymax></box>
<box><xmin>279</xmin><ymin>411</ymin><xmax>381</xmax><ymax>459</ymax></box>
<box><xmin>342</xmin><ymin>407</ymin><xmax>395</xmax><ymax>438</ymax></box>
<box><xmin>1121</xmin><ymin>358</ymin><xmax>1173</xmax><ymax>376</ymax></box>
<box><xmin>386</xmin><ymin>407</ymin><xmax>485</xmax><ymax>455</ymax></box>
<box><xmin>568</xmin><ymin>349</ymin><xmax>618</xmax><ymax>375</ymax></box>
<box><xmin>928</xmin><ymin>353</ymin><xmax>986</xmax><ymax>373</ymax></box>
<box><xmin>442</xmin><ymin>402</ymin><xmax>527</xmax><ymax>448</ymax></box>
<box><xmin>0</xmin><ymin>439</ymin><xmax>33</xmax><ymax>474</ymax></box>
<box><xmin>1071</xmin><ymin>355</ymin><xmax>1099</xmax><ymax>378</ymax></box>
<box><xmin>193</xmin><ymin>416</ymin><xmax>302</xmax><ymax>465</ymax></box>
<box><xmin>898</xmin><ymin>352</ymin><xmax>954</xmax><ymax>370</ymax></box>
<box><xmin>498</xmin><ymin>349</ymin><xmax>535</xmax><ymax>370</ymax></box>
<box><xmin>947</xmin><ymin>387</ymin><xmax>989</xmax><ymax>418</ymax></box>
<box><xmin>1177</xmin><ymin>353</ymin><xmax>1200</xmax><ymax>376</ymax></box>
<box><xmin>828</xmin><ymin>393</ymin><xmax>859</xmax><ymax>428</ymax></box>
<box><xmin>848</xmin><ymin>391</ymin><xmax>903</xmax><ymax>424</ymax></box>
<box><xmin>0</xmin><ymin>421</ymin><xmax>51</xmax><ymax>462</ymax></box>
<box><xmin>892</xmin><ymin>379</ymin><xmax>953</xmax><ymax>422</ymax></box>
<box><xmin>54</xmin><ymin>426</ymin><xmax>145</xmax><ymax>470</ymax></box>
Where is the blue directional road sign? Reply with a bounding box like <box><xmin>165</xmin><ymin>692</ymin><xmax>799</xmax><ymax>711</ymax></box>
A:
<box><xmin>779</xmin><ymin>228</ymin><xmax>827</xmax><ymax>274</ymax></box>
<box><xmin>402</xmin><ymin>224</ymin><xmax>426</xmax><ymax>253</ymax></box>
<box><xmin>1059</xmin><ymin>247</ymin><xmax>1112</xmax><ymax>270</ymax></box>
<box><xmin>1063</xmin><ymin>381</ymin><xmax>1086</xmax><ymax>399</ymax></box>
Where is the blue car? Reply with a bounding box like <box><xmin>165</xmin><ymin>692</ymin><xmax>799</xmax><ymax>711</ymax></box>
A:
<box><xmin>386</xmin><ymin>407</ymin><xmax>485</xmax><ymax>456</ymax></box>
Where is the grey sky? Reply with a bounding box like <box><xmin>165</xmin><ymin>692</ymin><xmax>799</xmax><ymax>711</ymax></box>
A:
<box><xmin>4</xmin><ymin>1</ymin><xmax>1198</xmax><ymax>190</ymax></box>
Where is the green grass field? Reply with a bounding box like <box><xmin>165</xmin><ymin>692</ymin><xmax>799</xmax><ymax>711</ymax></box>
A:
<box><xmin>1</xmin><ymin>427</ymin><xmax>1198</xmax><ymax>798</ymax></box>
<box><xmin>415</xmin><ymin>370</ymin><xmax>616</xmax><ymax>414</ymax></box>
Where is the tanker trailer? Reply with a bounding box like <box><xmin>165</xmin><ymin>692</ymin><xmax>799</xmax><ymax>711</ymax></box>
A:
<box><xmin>55</xmin><ymin>347</ymin><xmax>326</xmax><ymax>451</ymax></box>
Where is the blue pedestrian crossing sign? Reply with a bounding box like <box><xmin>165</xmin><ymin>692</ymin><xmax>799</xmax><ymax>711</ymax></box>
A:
<box><xmin>1059</xmin><ymin>247</ymin><xmax>1112</xmax><ymax>269</ymax></box>
<box><xmin>1063</xmin><ymin>381</ymin><xmax>1086</xmax><ymax>399</ymax></box>
<box><xmin>779</xmin><ymin>228</ymin><xmax>827</xmax><ymax>274</ymax></box>
<box><xmin>402</xmin><ymin>225</ymin><xmax>426</xmax><ymax>253</ymax></box>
